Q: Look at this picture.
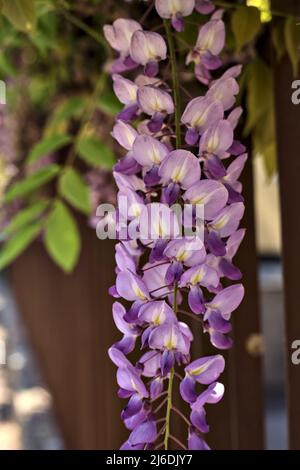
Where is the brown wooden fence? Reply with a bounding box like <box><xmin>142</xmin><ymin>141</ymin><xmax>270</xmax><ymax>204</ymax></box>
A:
<box><xmin>7</xmin><ymin>2</ymin><xmax>300</xmax><ymax>450</ymax></box>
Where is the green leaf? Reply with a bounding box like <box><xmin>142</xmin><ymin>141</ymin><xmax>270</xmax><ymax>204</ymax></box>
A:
<box><xmin>285</xmin><ymin>17</ymin><xmax>300</xmax><ymax>77</ymax></box>
<box><xmin>27</xmin><ymin>134</ymin><xmax>72</xmax><ymax>165</ymax></box>
<box><xmin>97</xmin><ymin>91</ymin><xmax>122</xmax><ymax>116</ymax></box>
<box><xmin>4</xmin><ymin>164</ymin><xmax>60</xmax><ymax>203</ymax></box>
<box><xmin>231</xmin><ymin>6</ymin><xmax>261</xmax><ymax>51</ymax></box>
<box><xmin>1</xmin><ymin>0</ymin><xmax>36</xmax><ymax>32</ymax></box>
<box><xmin>0</xmin><ymin>52</ymin><xmax>17</xmax><ymax>77</ymax></box>
<box><xmin>3</xmin><ymin>201</ymin><xmax>49</xmax><ymax>236</ymax></box>
<box><xmin>77</xmin><ymin>137</ymin><xmax>115</xmax><ymax>169</ymax></box>
<box><xmin>272</xmin><ymin>21</ymin><xmax>286</xmax><ymax>62</ymax></box>
<box><xmin>44</xmin><ymin>200</ymin><xmax>80</xmax><ymax>273</ymax></box>
<box><xmin>0</xmin><ymin>221</ymin><xmax>42</xmax><ymax>270</ymax></box>
<box><xmin>244</xmin><ymin>59</ymin><xmax>273</xmax><ymax>136</ymax></box>
<box><xmin>45</xmin><ymin>96</ymin><xmax>87</xmax><ymax>136</ymax></box>
<box><xmin>58</xmin><ymin>167</ymin><xmax>91</xmax><ymax>215</ymax></box>
<box><xmin>50</xmin><ymin>96</ymin><xmax>86</xmax><ymax>123</ymax></box>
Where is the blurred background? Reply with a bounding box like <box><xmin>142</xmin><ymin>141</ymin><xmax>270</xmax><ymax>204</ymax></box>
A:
<box><xmin>0</xmin><ymin>0</ymin><xmax>299</xmax><ymax>450</ymax></box>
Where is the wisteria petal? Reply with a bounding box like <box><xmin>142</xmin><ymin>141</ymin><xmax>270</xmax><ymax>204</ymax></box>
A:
<box><xmin>210</xmin><ymin>202</ymin><xmax>245</xmax><ymax>238</ymax></box>
<box><xmin>219</xmin><ymin>258</ymin><xmax>242</xmax><ymax>280</ymax></box>
<box><xmin>112</xmin><ymin>120</ymin><xmax>138</xmax><ymax>150</ymax></box>
<box><xmin>164</xmin><ymin>238</ymin><xmax>206</xmax><ymax>267</ymax></box>
<box><xmin>117</xmin><ymin>368</ymin><xmax>149</xmax><ymax>397</ymax></box>
<box><xmin>116</xmin><ymin>270</ymin><xmax>150</xmax><ymax>301</ymax></box>
<box><xmin>181</xmin><ymin>97</ymin><xmax>223</xmax><ymax>134</ymax></box>
<box><xmin>130</xmin><ymin>31</ymin><xmax>167</xmax><ymax>67</ymax></box>
<box><xmin>108</xmin><ymin>346</ymin><xmax>133</xmax><ymax>369</ymax></box>
<box><xmin>128</xmin><ymin>419</ymin><xmax>157</xmax><ymax>445</ymax></box>
<box><xmin>193</xmin><ymin>382</ymin><xmax>225</xmax><ymax>408</ymax></box>
<box><xmin>200</xmin><ymin>120</ymin><xmax>234</xmax><ymax>156</ymax></box>
<box><xmin>132</xmin><ymin>134</ymin><xmax>169</xmax><ymax>167</ymax></box>
<box><xmin>180</xmin><ymin>264</ymin><xmax>219</xmax><ymax>288</ymax></box>
<box><xmin>139</xmin><ymin>203</ymin><xmax>180</xmax><ymax>241</ymax></box>
<box><xmin>138</xmin><ymin>350</ymin><xmax>161</xmax><ymax>377</ymax></box>
<box><xmin>113</xmin><ymin>74</ymin><xmax>138</xmax><ymax>105</ymax></box>
<box><xmin>195</xmin><ymin>0</ymin><xmax>215</xmax><ymax>14</ymax></box>
<box><xmin>223</xmin><ymin>153</ymin><xmax>248</xmax><ymax>185</ymax></box>
<box><xmin>115</xmin><ymin>243</ymin><xmax>137</xmax><ymax>273</ymax></box>
<box><xmin>150</xmin><ymin>377</ymin><xmax>164</xmax><ymax>399</ymax></box>
<box><xmin>143</xmin><ymin>262</ymin><xmax>172</xmax><ymax>298</ymax></box>
<box><xmin>138</xmin><ymin>86</ymin><xmax>174</xmax><ymax>116</ymax></box>
<box><xmin>226</xmin><ymin>229</ymin><xmax>246</xmax><ymax>259</ymax></box>
<box><xmin>155</xmin><ymin>0</ymin><xmax>195</xmax><ymax>18</ymax></box>
<box><xmin>183</xmin><ymin>179</ymin><xmax>228</xmax><ymax>219</ymax></box>
<box><xmin>138</xmin><ymin>300</ymin><xmax>176</xmax><ymax>326</ymax></box>
<box><xmin>180</xmin><ymin>374</ymin><xmax>198</xmax><ymax>403</ymax></box>
<box><xmin>185</xmin><ymin>354</ymin><xmax>225</xmax><ymax>384</ymax></box>
<box><xmin>188</xmin><ymin>430</ymin><xmax>211</xmax><ymax>450</ymax></box>
<box><xmin>112</xmin><ymin>302</ymin><xmax>139</xmax><ymax>337</ymax></box>
<box><xmin>210</xmin><ymin>330</ymin><xmax>233</xmax><ymax>349</ymax></box>
<box><xmin>191</xmin><ymin>408</ymin><xmax>209</xmax><ymax>433</ymax></box>
<box><xmin>196</xmin><ymin>19</ymin><xmax>225</xmax><ymax>56</ymax></box>
<box><xmin>206</xmin><ymin>230</ymin><xmax>226</xmax><ymax>257</ymax></box>
<box><xmin>104</xmin><ymin>19</ymin><xmax>142</xmax><ymax>55</ymax></box>
<box><xmin>207</xmin><ymin>77</ymin><xmax>239</xmax><ymax>111</ymax></box>
<box><xmin>188</xmin><ymin>285</ymin><xmax>205</xmax><ymax>314</ymax></box>
<box><xmin>207</xmin><ymin>284</ymin><xmax>244</xmax><ymax>320</ymax></box>
<box><xmin>159</xmin><ymin>149</ymin><xmax>201</xmax><ymax>189</ymax></box>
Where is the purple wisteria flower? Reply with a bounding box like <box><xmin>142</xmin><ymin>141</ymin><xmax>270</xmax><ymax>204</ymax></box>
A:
<box><xmin>104</xmin><ymin>2</ymin><xmax>246</xmax><ymax>451</ymax></box>
<box><xmin>155</xmin><ymin>0</ymin><xmax>195</xmax><ymax>32</ymax></box>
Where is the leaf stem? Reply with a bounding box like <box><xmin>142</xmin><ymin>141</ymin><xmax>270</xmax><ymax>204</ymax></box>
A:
<box><xmin>164</xmin><ymin>20</ymin><xmax>182</xmax><ymax>148</ymax></box>
<box><xmin>163</xmin><ymin>282</ymin><xmax>178</xmax><ymax>450</ymax></box>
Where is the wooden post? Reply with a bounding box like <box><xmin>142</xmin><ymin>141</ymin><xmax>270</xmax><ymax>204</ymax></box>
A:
<box><xmin>272</xmin><ymin>0</ymin><xmax>300</xmax><ymax>450</ymax></box>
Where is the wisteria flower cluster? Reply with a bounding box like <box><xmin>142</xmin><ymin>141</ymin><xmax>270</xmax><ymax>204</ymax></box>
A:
<box><xmin>104</xmin><ymin>0</ymin><xmax>246</xmax><ymax>450</ymax></box>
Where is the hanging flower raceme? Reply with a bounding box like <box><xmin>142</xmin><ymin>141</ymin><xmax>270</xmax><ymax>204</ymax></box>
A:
<box><xmin>104</xmin><ymin>1</ymin><xmax>246</xmax><ymax>450</ymax></box>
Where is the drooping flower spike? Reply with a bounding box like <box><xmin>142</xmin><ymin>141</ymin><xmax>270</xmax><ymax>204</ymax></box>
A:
<box><xmin>105</xmin><ymin>1</ymin><xmax>246</xmax><ymax>450</ymax></box>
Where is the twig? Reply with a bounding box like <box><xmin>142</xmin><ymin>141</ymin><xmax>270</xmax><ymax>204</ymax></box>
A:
<box><xmin>171</xmin><ymin>405</ymin><xmax>191</xmax><ymax>427</ymax></box>
<box><xmin>169</xmin><ymin>434</ymin><xmax>187</xmax><ymax>450</ymax></box>
<box><xmin>154</xmin><ymin>397</ymin><xmax>168</xmax><ymax>414</ymax></box>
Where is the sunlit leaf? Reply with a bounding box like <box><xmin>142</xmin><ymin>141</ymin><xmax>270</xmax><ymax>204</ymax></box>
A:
<box><xmin>4</xmin><ymin>164</ymin><xmax>60</xmax><ymax>203</ymax></box>
<box><xmin>244</xmin><ymin>59</ymin><xmax>272</xmax><ymax>135</ymax></box>
<box><xmin>97</xmin><ymin>91</ymin><xmax>122</xmax><ymax>116</ymax></box>
<box><xmin>0</xmin><ymin>221</ymin><xmax>42</xmax><ymax>270</ymax></box>
<box><xmin>58</xmin><ymin>167</ymin><xmax>91</xmax><ymax>215</ymax></box>
<box><xmin>44</xmin><ymin>200</ymin><xmax>80</xmax><ymax>273</ymax></box>
<box><xmin>27</xmin><ymin>134</ymin><xmax>72</xmax><ymax>164</ymax></box>
<box><xmin>272</xmin><ymin>21</ymin><xmax>286</xmax><ymax>62</ymax></box>
<box><xmin>1</xmin><ymin>0</ymin><xmax>36</xmax><ymax>32</ymax></box>
<box><xmin>3</xmin><ymin>200</ymin><xmax>49</xmax><ymax>236</ymax></box>
<box><xmin>231</xmin><ymin>6</ymin><xmax>261</xmax><ymax>51</ymax></box>
<box><xmin>77</xmin><ymin>136</ymin><xmax>115</xmax><ymax>169</ymax></box>
<box><xmin>285</xmin><ymin>17</ymin><xmax>300</xmax><ymax>77</ymax></box>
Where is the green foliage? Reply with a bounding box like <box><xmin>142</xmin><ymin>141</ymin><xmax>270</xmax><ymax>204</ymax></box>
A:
<box><xmin>231</xmin><ymin>6</ymin><xmax>261</xmax><ymax>51</ymax></box>
<box><xmin>285</xmin><ymin>17</ymin><xmax>300</xmax><ymax>77</ymax></box>
<box><xmin>1</xmin><ymin>0</ymin><xmax>36</xmax><ymax>33</ymax></box>
<box><xmin>244</xmin><ymin>59</ymin><xmax>277</xmax><ymax>177</ymax></box>
<box><xmin>45</xmin><ymin>96</ymin><xmax>87</xmax><ymax>136</ymax></box>
<box><xmin>27</xmin><ymin>135</ymin><xmax>72</xmax><ymax>165</ymax></box>
<box><xmin>58</xmin><ymin>167</ymin><xmax>91</xmax><ymax>215</ymax></box>
<box><xmin>77</xmin><ymin>136</ymin><xmax>115</xmax><ymax>169</ymax></box>
<box><xmin>3</xmin><ymin>201</ymin><xmax>49</xmax><ymax>236</ymax></box>
<box><xmin>0</xmin><ymin>221</ymin><xmax>42</xmax><ymax>270</ymax></box>
<box><xmin>97</xmin><ymin>91</ymin><xmax>123</xmax><ymax>116</ymax></box>
<box><xmin>272</xmin><ymin>20</ymin><xmax>286</xmax><ymax>62</ymax></box>
<box><xmin>4</xmin><ymin>164</ymin><xmax>61</xmax><ymax>203</ymax></box>
<box><xmin>44</xmin><ymin>200</ymin><xmax>81</xmax><ymax>273</ymax></box>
